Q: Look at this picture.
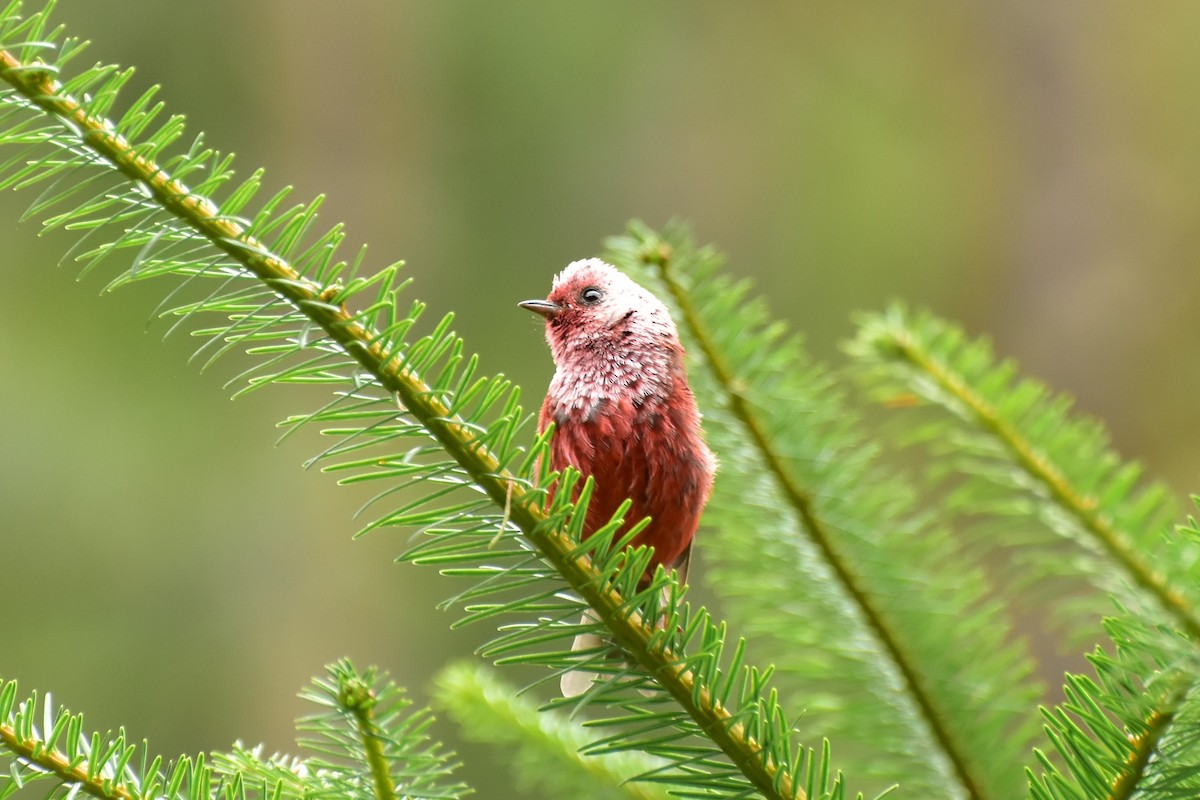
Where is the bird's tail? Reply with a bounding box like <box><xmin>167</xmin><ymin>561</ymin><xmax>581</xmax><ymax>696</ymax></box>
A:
<box><xmin>560</xmin><ymin>582</ymin><xmax>676</xmax><ymax>697</ymax></box>
<box><xmin>560</xmin><ymin>609</ymin><xmax>604</xmax><ymax>697</ymax></box>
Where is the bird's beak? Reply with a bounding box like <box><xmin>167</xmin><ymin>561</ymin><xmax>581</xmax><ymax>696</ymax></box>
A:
<box><xmin>518</xmin><ymin>299</ymin><xmax>563</xmax><ymax>319</ymax></box>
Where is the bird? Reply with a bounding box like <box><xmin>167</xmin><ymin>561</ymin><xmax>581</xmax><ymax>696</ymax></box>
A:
<box><xmin>519</xmin><ymin>258</ymin><xmax>715</xmax><ymax>696</ymax></box>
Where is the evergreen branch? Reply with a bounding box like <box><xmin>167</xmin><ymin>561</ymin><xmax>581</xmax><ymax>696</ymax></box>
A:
<box><xmin>607</xmin><ymin>222</ymin><xmax>1040</xmax><ymax>800</ymax></box>
<box><xmin>1123</xmin><ymin>679</ymin><xmax>1200</xmax><ymax>799</ymax></box>
<box><xmin>1113</xmin><ymin>509</ymin><xmax>1200</xmax><ymax>798</ymax></box>
<box><xmin>635</xmin><ymin>239</ymin><xmax>986</xmax><ymax>800</ymax></box>
<box><xmin>285</xmin><ymin>660</ymin><xmax>465</xmax><ymax>800</ymax></box>
<box><xmin>0</xmin><ymin>664</ymin><xmax>464</xmax><ymax>800</ymax></box>
<box><xmin>0</xmin><ymin>706</ymin><xmax>135</xmax><ymax>800</ymax></box>
<box><xmin>1108</xmin><ymin>704</ymin><xmax>1172</xmax><ymax>800</ymax></box>
<box><xmin>1028</xmin><ymin>611</ymin><xmax>1195</xmax><ymax>800</ymax></box>
<box><xmin>338</xmin><ymin>674</ymin><xmax>401</xmax><ymax>800</ymax></box>
<box><xmin>434</xmin><ymin>662</ymin><xmax>670</xmax><ymax>800</ymax></box>
<box><xmin>0</xmin><ymin>11</ymin><xmax>837</xmax><ymax>798</ymax></box>
<box><xmin>0</xmin><ymin>43</ymin><xmax>518</xmax><ymax>517</ymax></box>
<box><xmin>0</xmin><ymin>678</ymin><xmax>201</xmax><ymax>800</ymax></box>
<box><xmin>849</xmin><ymin>307</ymin><xmax>1199</xmax><ymax>639</ymax></box>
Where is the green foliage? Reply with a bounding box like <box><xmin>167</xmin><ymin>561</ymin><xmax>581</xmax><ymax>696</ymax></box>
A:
<box><xmin>606</xmin><ymin>223</ymin><xmax>1041</xmax><ymax>800</ymax></box>
<box><xmin>1124</xmin><ymin>676</ymin><xmax>1200</xmax><ymax>799</ymax></box>
<box><xmin>218</xmin><ymin>660</ymin><xmax>466</xmax><ymax>800</ymax></box>
<box><xmin>1021</xmin><ymin>604</ymin><xmax>1200</xmax><ymax>800</ymax></box>
<box><xmin>3</xmin><ymin>3</ymin><xmax>1200</xmax><ymax>800</ymax></box>
<box><xmin>434</xmin><ymin>662</ymin><xmax>669</xmax><ymax>800</ymax></box>
<box><xmin>848</xmin><ymin>305</ymin><xmax>1196</xmax><ymax>637</ymax></box>
<box><xmin>845</xmin><ymin>307</ymin><xmax>1200</xmax><ymax>798</ymax></box>
<box><xmin>0</xmin><ymin>660</ymin><xmax>464</xmax><ymax>800</ymax></box>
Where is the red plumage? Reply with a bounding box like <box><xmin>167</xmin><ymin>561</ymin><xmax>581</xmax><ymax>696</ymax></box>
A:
<box><xmin>520</xmin><ymin>258</ymin><xmax>715</xmax><ymax>583</ymax></box>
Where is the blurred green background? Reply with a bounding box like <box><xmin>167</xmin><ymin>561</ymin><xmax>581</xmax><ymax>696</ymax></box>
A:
<box><xmin>4</xmin><ymin>1</ymin><xmax>1200</xmax><ymax>796</ymax></box>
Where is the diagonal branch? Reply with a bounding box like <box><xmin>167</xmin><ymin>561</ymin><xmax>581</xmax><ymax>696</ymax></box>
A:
<box><xmin>0</xmin><ymin>720</ymin><xmax>135</xmax><ymax>800</ymax></box>
<box><xmin>876</xmin><ymin>323</ymin><xmax>1200</xmax><ymax>641</ymax></box>
<box><xmin>639</xmin><ymin>243</ymin><xmax>987</xmax><ymax>800</ymax></box>
<box><xmin>0</xmin><ymin>47</ymin><xmax>802</xmax><ymax>800</ymax></box>
<box><xmin>1109</xmin><ymin>704</ymin><xmax>1174</xmax><ymax>800</ymax></box>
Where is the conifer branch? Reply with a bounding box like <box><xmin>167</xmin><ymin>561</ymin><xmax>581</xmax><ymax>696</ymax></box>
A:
<box><xmin>1109</xmin><ymin>705</ymin><xmax>1173</xmax><ymax>799</ymax></box>
<box><xmin>637</xmin><ymin>243</ymin><xmax>987</xmax><ymax>800</ymax></box>
<box><xmin>0</xmin><ymin>711</ymin><xmax>137</xmax><ymax>800</ymax></box>
<box><xmin>862</xmin><ymin>319</ymin><xmax>1200</xmax><ymax>640</ymax></box>
<box><xmin>0</xmin><ymin>43</ymin><xmax>516</xmax><ymax>518</ymax></box>
<box><xmin>0</xmin><ymin>37</ymin><xmax>807</xmax><ymax>800</ymax></box>
<box><xmin>1029</xmin><ymin>638</ymin><xmax>1193</xmax><ymax>800</ymax></box>
<box><xmin>3</xmin><ymin>663</ymin><xmax>465</xmax><ymax>800</ymax></box>
<box><xmin>338</xmin><ymin>675</ymin><xmax>400</xmax><ymax>800</ymax></box>
<box><xmin>435</xmin><ymin>663</ymin><xmax>670</xmax><ymax>800</ymax></box>
<box><xmin>1115</xmin><ymin>675</ymin><xmax>1200</xmax><ymax>799</ymax></box>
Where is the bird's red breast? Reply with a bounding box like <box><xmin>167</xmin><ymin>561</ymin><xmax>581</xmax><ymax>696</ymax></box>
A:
<box><xmin>543</xmin><ymin>375</ymin><xmax>712</xmax><ymax>575</ymax></box>
<box><xmin>522</xmin><ymin>258</ymin><xmax>715</xmax><ymax>582</ymax></box>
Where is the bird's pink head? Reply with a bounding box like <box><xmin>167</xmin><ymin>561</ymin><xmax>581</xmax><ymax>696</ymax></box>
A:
<box><xmin>518</xmin><ymin>258</ymin><xmax>681</xmax><ymax>372</ymax></box>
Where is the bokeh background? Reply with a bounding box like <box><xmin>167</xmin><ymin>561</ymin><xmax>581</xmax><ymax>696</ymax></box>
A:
<box><xmin>4</xmin><ymin>1</ymin><xmax>1200</xmax><ymax>796</ymax></box>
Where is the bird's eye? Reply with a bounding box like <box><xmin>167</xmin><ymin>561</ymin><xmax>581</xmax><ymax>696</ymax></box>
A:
<box><xmin>579</xmin><ymin>286</ymin><xmax>604</xmax><ymax>305</ymax></box>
